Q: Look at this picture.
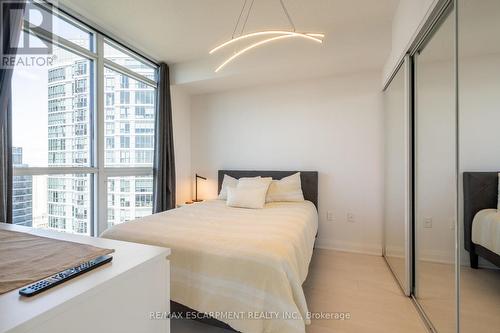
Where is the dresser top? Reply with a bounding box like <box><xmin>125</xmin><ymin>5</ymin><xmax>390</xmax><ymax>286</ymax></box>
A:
<box><xmin>0</xmin><ymin>224</ymin><xmax>170</xmax><ymax>333</ymax></box>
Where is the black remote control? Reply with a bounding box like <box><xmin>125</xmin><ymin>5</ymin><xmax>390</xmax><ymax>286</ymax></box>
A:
<box><xmin>19</xmin><ymin>255</ymin><xmax>113</xmax><ymax>297</ymax></box>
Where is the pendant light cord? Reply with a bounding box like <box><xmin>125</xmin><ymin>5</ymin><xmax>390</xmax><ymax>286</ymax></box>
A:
<box><xmin>232</xmin><ymin>0</ymin><xmax>248</xmax><ymax>39</ymax></box>
<box><xmin>279</xmin><ymin>0</ymin><xmax>296</xmax><ymax>32</ymax></box>
<box><xmin>231</xmin><ymin>0</ymin><xmax>296</xmax><ymax>39</ymax></box>
<box><xmin>240</xmin><ymin>0</ymin><xmax>255</xmax><ymax>36</ymax></box>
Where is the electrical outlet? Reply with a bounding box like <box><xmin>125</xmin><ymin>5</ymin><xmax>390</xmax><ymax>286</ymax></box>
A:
<box><xmin>326</xmin><ymin>211</ymin><xmax>334</xmax><ymax>221</ymax></box>
<box><xmin>424</xmin><ymin>217</ymin><xmax>433</xmax><ymax>228</ymax></box>
<box><xmin>347</xmin><ymin>212</ymin><xmax>355</xmax><ymax>223</ymax></box>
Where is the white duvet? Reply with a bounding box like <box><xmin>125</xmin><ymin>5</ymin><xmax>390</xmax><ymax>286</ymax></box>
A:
<box><xmin>472</xmin><ymin>209</ymin><xmax>500</xmax><ymax>256</ymax></box>
<box><xmin>101</xmin><ymin>199</ymin><xmax>318</xmax><ymax>333</ymax></box>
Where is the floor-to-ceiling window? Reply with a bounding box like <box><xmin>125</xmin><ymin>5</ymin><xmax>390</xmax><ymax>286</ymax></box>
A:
<box><xmin>11</xmin><ymin>2</ymin><xmax>158</xmax><ymax>236</ymax></box>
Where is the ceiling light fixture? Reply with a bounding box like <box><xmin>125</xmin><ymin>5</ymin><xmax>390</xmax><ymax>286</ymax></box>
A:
<box><xmin>210</xmin><ymin>0</ymin><xmax>325</xmax><ymax>72</ymax></box>
<box><xmin>209</xmin><ymin>31</ymin><xmax>324</xmax><ymax>54</ymax></box>
<box><xmin>215</xmin><ymin>34</ymin><xmax>323</xmax><ymax>72</ymax></box>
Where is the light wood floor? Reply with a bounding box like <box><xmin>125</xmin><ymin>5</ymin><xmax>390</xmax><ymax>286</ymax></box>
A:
<box><xmin>411</xmin><ymin>260</ymin><xmax>500</xmax><ymax>333</ymax></box>
<box><xmin>460</xmin><ymin>264</ymin><xmax>500</xmax><ymax>333</ymax></box>
<box><xmin>172</xmin><ymin>249</ymin><xmax>427</xmax><ymax>333</ymax></box>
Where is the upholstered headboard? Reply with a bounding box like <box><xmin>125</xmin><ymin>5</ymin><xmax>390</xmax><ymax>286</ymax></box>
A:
<box><xmin>217</xmin><ymin>170</ymin><xmax>319</xmax><ymax>209</ymax></box>
<box><xmin>463</xmin><ymin>172</ymin><xmax>499</xmax><ymax>252</ymax></box>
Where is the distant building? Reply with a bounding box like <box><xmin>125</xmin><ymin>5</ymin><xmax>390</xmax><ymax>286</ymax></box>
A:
<box><xmin>46</xmin><ymin>47</ymin><xmax>154</xmax><ymax>234</ymax></box>
<box><xmin>12</xmin><ymin>147</ymin><xmax>33</xmax><ymax>226</ymax></box>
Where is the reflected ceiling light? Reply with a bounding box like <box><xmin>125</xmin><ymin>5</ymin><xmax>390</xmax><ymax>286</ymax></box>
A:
<box><xmin>210</xmin><ymin>0</ymin><xmax>325</xmax><ymax>72</ymax></box>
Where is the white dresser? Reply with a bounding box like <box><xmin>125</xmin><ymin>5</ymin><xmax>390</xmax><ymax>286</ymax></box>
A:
<box><xmin>0</xmin><ymin>224</ymin><xmax>170</xmax><ymax>333</ymax></box>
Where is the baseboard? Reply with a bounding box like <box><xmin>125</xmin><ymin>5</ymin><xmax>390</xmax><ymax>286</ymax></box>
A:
<box><xmin>315</xmin><ymin>240</ymin><xmax>382</xmax><ymax>256</ymax></box>
<box><xmin>384</xmin><ymin>245</ymin><xmax>406</xmax><ymax>258</ymax></box>
<box><xmin>418</xmin><ymin>250</ymin><xmax>455</xmax><ymax>265</ymax></box>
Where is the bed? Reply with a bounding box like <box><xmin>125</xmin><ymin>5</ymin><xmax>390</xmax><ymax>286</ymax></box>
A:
<box><xmin>101</xmin><ymin>170</ymin><xmax>319</xmax><ymax>333</ymax></box>
<box><xmin>463</xmin><ymin>172</ymin><xmax>500</xmax><ymax>268</ymax></box>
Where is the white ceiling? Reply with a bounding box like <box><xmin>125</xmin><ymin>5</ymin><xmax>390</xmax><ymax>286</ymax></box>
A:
<box><xmin>59</xmin><ymin>0</ymin><xmax>399</xmax><ymax>94</ymax></box>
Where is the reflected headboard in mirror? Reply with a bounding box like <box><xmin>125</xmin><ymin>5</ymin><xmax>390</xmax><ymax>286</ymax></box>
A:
<box><xmin>463</xmin><ymin>172</ymin><xmax>500</xmax><ymax>268</ymax></box>
<box><xmin>217</xmin><ymin>170</ymin><xmax>318</xmax><ymax>209</ymax></box>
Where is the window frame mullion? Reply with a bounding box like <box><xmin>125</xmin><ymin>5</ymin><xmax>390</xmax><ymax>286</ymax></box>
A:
<box><xmin>95</xmin><ymin>33</ymin><xmax>107</xmax><ymax>236</ymax></box>
<box><xmin>25</xmin><ymin>24</ymin><xmax>97</xmax><ymax>61</ymax></box>
<box><xmin>13</xmin><ymin>167</ymin><xmax>98</xmax><ymax>176</ymax></box>
<box><xmin>104</xmin><ymin>167</ymin><xmax>153</xmax><ymax>177</ymax></box>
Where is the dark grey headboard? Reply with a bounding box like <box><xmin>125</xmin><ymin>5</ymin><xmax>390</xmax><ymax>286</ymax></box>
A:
<box><xmin>218</xmin><ymin>170</ymin><xmax>318</xmax><ymax>208</ymax></box>
<box><xmin>463</xmin><ymin>172</ymin><xmax>499</xmax><ymax>251</ymax></box>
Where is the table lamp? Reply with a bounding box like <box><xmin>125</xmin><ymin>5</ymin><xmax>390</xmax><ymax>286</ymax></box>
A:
<box><xmin>194</xmin><ymin>173</ymin><xmax>207</xmax><ymax>202</ymax></box>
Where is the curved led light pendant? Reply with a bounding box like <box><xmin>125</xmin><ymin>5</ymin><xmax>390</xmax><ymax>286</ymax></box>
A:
<box><xmin>215</xmin><ymin>34</ymin><xmax>322</xmax><ymax>72</ymax></box>
<box><xmin>210</xmin><ymin>31</ymin><xmax>325</xmax><ymax>54</ymax></box>
<box><xmin>210</xmin><ymin>0</ymin><xmax>325</xmax><ymax>72</ymax></box>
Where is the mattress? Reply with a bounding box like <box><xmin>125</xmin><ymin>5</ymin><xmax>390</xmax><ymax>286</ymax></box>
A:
<box><xmin>472</xmin><ymin>208</ymin><xmax>500</xmax><ymax>256</ymax></box>
<box><xmin>101</xmin><ymin>199</ymin><xmax>318</xmax><ymax>333</ymax></box>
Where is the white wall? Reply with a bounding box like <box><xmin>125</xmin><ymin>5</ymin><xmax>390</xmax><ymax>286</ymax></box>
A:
<box><xmin>383</xmin><ymin>0</ymin><xmax>436</xmax><ymax>84</ymax></box>
<box><xmin>459</xmin><ymin>54</ymin><xmax>500</xmax><ymax>172</ymax></box>
<box><xmin>171</xmin><ymin>85</ymin><xmax>192</xmax><ymax>205</ymax></box>
<box><xmin>190</xmin><ymin>72</ymin><xmax>384</xmax><ymax>255</ymax></box>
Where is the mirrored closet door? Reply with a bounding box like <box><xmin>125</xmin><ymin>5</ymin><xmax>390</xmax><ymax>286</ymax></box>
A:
<box><xmin>383</xmin><ymin>57</ymin><xmax>411</xmax><ymax>295</ymax></box>
<box><xmin>458</xmin><ymin>0</ymin><xmax>500</xmax><ymax>332</ymax></box>
<box><xmin>414</xmin><ymin>4</ymin><xmax>456</xmax><ymax>333</ymax></box>
<box><xmin>384</xmin><ymin>1</ymin><xmax>500</xmax><ymax>332</ymax></box>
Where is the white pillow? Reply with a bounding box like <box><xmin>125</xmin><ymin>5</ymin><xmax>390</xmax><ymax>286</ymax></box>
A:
<box><xmin>497</xmin><ymin>173</ymin><xmax>500</xmax><ymax>210</ymax></box>
<box><xmin>266</xmin><ymin>172</ymin><xmax>304</xmax><ymax>202</ymax></box>
<box><xmin>218</xmin><ymin>175</ymin><xmax>238</xmax><ymax>200</ymax></box>
<box><xmin>218</xmin><ymin>175</ymin><xmax>262</xmax><ymax>200</ymax></box>
<box><xmin>226</xmin><ymin>186</ymin><xmax>268</xmax><ymax>209</ymax></box>
<box><xmin>237</xmin><ymin>177</ymin><xmax>272</xmax><ymax>189</ymax></box>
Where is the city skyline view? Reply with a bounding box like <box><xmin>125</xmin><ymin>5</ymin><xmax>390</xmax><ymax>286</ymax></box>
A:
<box><xmin>11</xmin><ymin>30</ymin><xmax>157</xmax><ymax>235</ymax></box>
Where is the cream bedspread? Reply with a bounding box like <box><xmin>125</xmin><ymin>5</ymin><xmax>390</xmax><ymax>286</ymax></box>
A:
<box><xmin>101</xmin><ymin>199</ymin><xmax>318</xmax><ymax>333</ymax></box>
<box><xmin>472</xmin><ymin>209</ymin><xmax>500</xmax><ymax>256</ymax></box>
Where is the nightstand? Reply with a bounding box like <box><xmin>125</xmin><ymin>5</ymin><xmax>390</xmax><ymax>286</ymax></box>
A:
<box><xmin>176</xmin><ymin>201</ymin><xmax>202</xmax><ymax>208</ymax></box>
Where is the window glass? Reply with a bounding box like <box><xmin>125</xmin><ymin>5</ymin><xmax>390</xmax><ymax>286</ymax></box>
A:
<box><xmin>107</xmin><ymin>176</ymin><xmax>153</xmax><ymax>228</ymax></box>
<box><xmin>104</xmin><ymin>68</ymin><xmax>155</xmax><ymax>167</ymax></box>
<box><xmin>26</xmin><ymin>3</ymin><xmax>93</xmax><ymax>50</ymax></box>
<box><xmin>120</xmin><ymin>136</ymin><xmax>130</xmax><ymax>148</ymax></box>
<box><xmin>104</xmin><ymin>41</ymin><xmax>156</xmax><ymax>80</ymax></box>
<box><xmin>135</xmin><ymin>106</ymin><xmax>154</xmax><ymax>119</ymax></box>
<box><xmin>13</xmin><ymin>174</ymin><xmax>92</xmax><ymax>235</ymax></box>
<box><xmin>12</xmin><ymin>150</ymin><xmax>32</xmax><ymax>226</ymax></box>
<box><xmin>11</xmin><ymin>4</ymin><xmax>157</xmax><ymax>236</ymax></box>
<box><xmin>12</xmin><ymin>45</ymin><xmax>92</xmax><ymax>167</ymax></box>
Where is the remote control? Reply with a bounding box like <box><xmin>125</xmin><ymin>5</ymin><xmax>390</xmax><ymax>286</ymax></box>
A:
<box><xmin>19</xmin><ymin>255</ymin><xmax>113</xmax><ymax>297</ymax></box>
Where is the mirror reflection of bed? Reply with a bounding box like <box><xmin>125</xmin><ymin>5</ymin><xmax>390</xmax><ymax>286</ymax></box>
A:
<box><xmin>461</xmin><ymin>173</ymin><xmax>500</xmax><ymax>332</ymax></box>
